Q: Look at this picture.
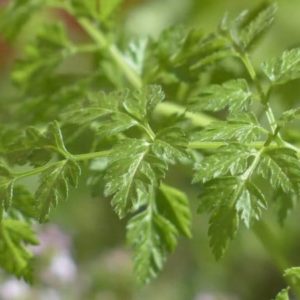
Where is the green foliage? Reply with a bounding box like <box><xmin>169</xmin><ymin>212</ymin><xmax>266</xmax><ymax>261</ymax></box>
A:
<box><xmin>70</xmin><ymin>0</ymin><xmax>122</xmax><ymax>21</ymax></box>
<box><xmin>232</xmin><ymin>2</ymin><xmax>277</xmax><ymax>50</ymax></box>
<box><xmin>274</xmin><ymin>267</ymin><xmax>300</xmax><ymax>300</ymax></box>
<box><xmin>1</xmin><ymin>0</ymin><xmax>300</xmax><ymax>292</ymax></box>
<box><xmin>257</xmin><ymin>148</ymin><xmax>300</xmax><ymax>196</ymax></box>
<box><xmin>157</xmin><ymin>184</ymin><xmax>192</xmax><ymax>238</ymax></box>
<box><xmin>192</xmin><ymin>113</ymin><xmax>263</xmax><ymax>143</ymax></box>
<box><xmin>274</xmin><ymin>289</ymin><xmax>289</xmax><ymax>300</ymax></box>
<box><xmin>189</xmin><ymin>79</ymin><xmax>252</xmax><ymax>113</ymax></box>
<box><xmin>127</xmin><ymin>184</ymin><xmax>191</xmax><ymax>283</ymax></box>
<box><xmin>0</xmin><ymin>0</ymin><xmax>46</xmax><ymax>39</ymax></box>
<box><xmin>262</xmin><ymin>48</ymin><xmax>300</xmax><ymax>85</ymax></box>
<box><xmin>0</xmin><ymin>219</ymin><xmax>38</xmax><ymax>281</ymax></box>
<box><xmin>13</xmin><ymin>24</ymin><xmax>72</xmax><ymax>90</ymax></box>
<box><xmin>197</xmin><ymin>176</ymin><xmax>266</xmax><ymax>258</ymax></box>
<box><xmin>284</xmin><ymin>267</ymin><xmax>300</xmax><ymax>287</ymax></box>
<box><xmin>193</xmin><ymin>144</ymin><xmax>253</xmax><ymax>183</ymax></box>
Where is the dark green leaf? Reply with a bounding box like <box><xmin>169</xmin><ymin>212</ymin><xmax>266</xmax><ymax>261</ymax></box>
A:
<box><xmin>104</xmin><ymin>138</ymin><xmax>170</xmax><ymax>218</ymax></box>
<box><xmin>35</xmin><ymin>160</ymin><xmax>81</xmax><ymax>222</ymax></box>
<box><xmin>127</xmin><ymin>188</ymin><xmax>180</xmax><ymax>284</ymax></box>
<box><xmin>199</xmin><ymin>176</ymin><xmax>266</xmax><ymax>257</ymax></box>
<box><xmin>208</xmin><ymin>205</ymin><xmax>239</xmax><ymax>259</ymax></box>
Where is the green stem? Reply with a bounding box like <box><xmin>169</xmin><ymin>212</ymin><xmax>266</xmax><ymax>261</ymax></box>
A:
<box><xmin>71</xmin><ymin>44</ymin><xmax>100</xmax><ymax>54</ymax></box>
<box><xmin>73</xmin><ymin>150</ymin><xmax>110</xmax><ymax>161</ymax></box>
<box><xmin>12</xmin><ymin>150</ymin><xmax>110</xmax><ymax>180</ymax></box>
<box><xmin>156</xmin><ymin>102</ymin><xmax>217</xmax><ymax>127</ymax></box>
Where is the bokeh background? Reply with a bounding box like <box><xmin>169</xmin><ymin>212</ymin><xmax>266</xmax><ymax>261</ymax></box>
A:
<box><xmin>1</xmin><ymin>0</ymin><xmax>300</xmax><ymax>299</ymax></box>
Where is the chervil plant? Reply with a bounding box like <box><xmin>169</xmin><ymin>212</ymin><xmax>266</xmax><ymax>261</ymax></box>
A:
<box><xmin>1</xmin><ymin>0</ymin><xmax>300</xmax><ymax>297</ymax></box>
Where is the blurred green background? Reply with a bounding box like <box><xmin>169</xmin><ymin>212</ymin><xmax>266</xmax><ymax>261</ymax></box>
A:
<box><xmin>1</xmin><ymin>0</ymin><xmax>300</xmax><ymax>299</ymax></box>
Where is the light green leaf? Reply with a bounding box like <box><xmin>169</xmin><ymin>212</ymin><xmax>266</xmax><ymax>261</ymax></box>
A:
<box><xmin>257</xmin><ymin>148</ymin><xmax>300</xmax><ymax>195</ymax></box>
<box><xmin>192</xmin><ymin>113</ymin><xmax>263</xmax><ymax>143</ymax></box>
<box><xmin>47</xmin><ymin>121</ymin><xmax>69</xmax><ymax>155</ymax></box>
<box><xmin>262</xmin><ymin>48</ymin><xmax>300</xmax><ymax>85</ymax></box>
<box><xmin>189</xmin><ymin>79</ymin><xmax>252</xmax><ymax>114</ymax></box>
<box><xmin>193</xmin><ymin>144</ymin><xmax>253</xmax><ymax>183</ymax></box>
<box><xmin>234</xmin><ymin>2</ymin><xmax>277</xmax><ymax>49</ymax></box>
<box><xmin>99</xmin><ymin>0</ymin><xmax>123</xmax><ymax>21</ymax></box>
<box><xmin>64</xmin><ymin>85</ymin><xmax>164</xmax><ymax>137</ymax></box>
<box><xmin>236</xmin><ymin>181</ymin><xmax>267</xmax><ymax>228</ymax></box>
<box><xmin>0</xmin><ymin>219</ymin><xmax>38</xmax><ymax>282</ymax></box>
<box><xmin>123</xmin><ymin>85</ymin><xmax>165</xmax><ymax>121</ymax></box>
<box><xmin>274</xmin><ymin>289</ymin><xmax>290</xmax><ymax>300</ymax></box>
<box><xmin>189</xmin><ymin>33</ymin><xmax>235</xmax><ymax>70</ymax></box>
<box><xmin>278</xmin><ymin>107</ymin><xmax>300</xmax><ymax>128</ymax></box>
<box><xmin>152</xmin><ymin>127</ymin><xmax>189</xmax><ymax>164</ymax></box>
<box><xmin>158</xmin><ymin>184</ymin><xmax>192</xmax><ymax>238</ymax></box>
<box><xmin>284</xmin><ymin>267</ymin><xmax>300</xmax><ymax>286</ymax></box>
<box><xmin>64</xmin><ymin>89</ymin><xmax>138</xmax><ymax>136</ymax></box>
